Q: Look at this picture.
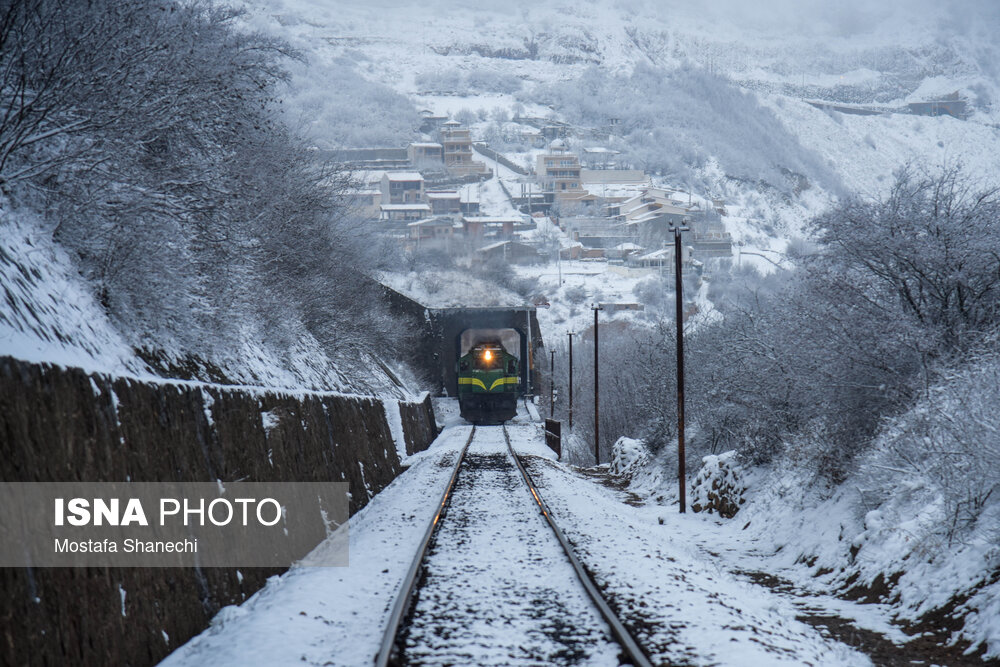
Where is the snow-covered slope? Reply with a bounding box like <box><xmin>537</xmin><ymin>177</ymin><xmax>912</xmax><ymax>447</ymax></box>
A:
<box><xmin>0</xmin><ymin>209</ymin><xmax>410</xmax><ymax>397</ymax></box>
<box><xmin>242</xmin><ymin>0</ymin><xmax>1000</xmax><ymax>214</ymax></box>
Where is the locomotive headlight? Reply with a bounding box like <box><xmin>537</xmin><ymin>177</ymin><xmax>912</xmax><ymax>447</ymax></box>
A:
<box><xmin>483</xmin><ymin>349</ymin><xmax>493</xmax><ymax>362</ymax></box>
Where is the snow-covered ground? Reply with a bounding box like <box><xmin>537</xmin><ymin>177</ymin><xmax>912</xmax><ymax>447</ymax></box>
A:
<box><xmin>160</xmin><ymin>426</ymin><xmax>473</xmax><ymax>667</ymax></box>
<box><xmin>158</xmin><ymin>403</ymin><xmax>960</xmax><ymax>666</ymax></box>
<box><xmin>613</xmin><ymin>440</ymin><xmax>1000</xmax><ymax>663</ymax></box>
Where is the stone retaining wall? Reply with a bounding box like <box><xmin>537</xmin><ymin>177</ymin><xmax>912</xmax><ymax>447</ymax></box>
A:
<box><xmin>0</xmin><ymin>356</ymin><xmax>437</xmax><ymax>666</ymax></box>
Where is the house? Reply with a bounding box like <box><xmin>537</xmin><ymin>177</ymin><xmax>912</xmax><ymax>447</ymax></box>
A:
<box><xmin>580</xmin><ymin>169</ymin><xmax>649</xmax><ymax>209</ymax></box>
<box><xmin>562</xmin><ymin>216</ymin><xmax>635</xmax><ymax>250</ymax></box>
<box><xmin>407</xmin><ymin>142</ymin><xmax>443</xmax><ymax>166</ymax></box>
<box><xmin>462</xmin><ymin>216</ymin><xmax>520</xmax><ymax>241</ymax></box>
<box><xmin>559</xmin><ymin>241</ymin><xmax>584</xmax><ymax>260</ymax></box>
<box><xmin>536</xmin><ymin>140</ymin><xmax>595</xmax><ymax>204</ymax></box>
<box><xmin>627</xmin><ymin>244</ymin><xmax>692</xmax><ymax>272</ymax></box>
<box><xmin>380</xmin><ymin>203</ymin><xmax>432</xmax><ymax>222</ymax></box>
<box><xmin>418</xmin><ymin>110</ymin><xmax>449</xmax><ymax>134</ymax></box>
<box><xmin>459</xmin><ymin>185</ymin><xmax>481</xmax><ymax>215</ymax></box>
<box><xmin>381</xmin><ymin>172</ymin><xmax>425</xmax><ymax>205</ymax></box>
<box><xmin>618</xmin><ymin>188</ymin><xmax>692</xmax><ymax>225</ymax></box>
<box><xmin>426</xmin><ymin>190</ymin><xmax>462</xmax><ymax>215</ymax></box>
<box><xmin>474</xmin><ymin>240</ymin><xmax>543</xmax><ymax>265</ymax></box>
<box><xmin>407</xmin><ymin>217</ymin><xmax>458</xmax><ymax>246</ymax></box>
<box><xmin>349</xmin><ymin>189</ymin><xmax>381</xmax><ymax>220</ymax></box>
<box><xmin>440</xmin><ymin>120</ymin><xmax>491</xmax><ymax>178</ymax></box>
<box><xmin>606</xmin><ymin>242</ymin><xmax>644</xmax><ymax>261</ymax></box>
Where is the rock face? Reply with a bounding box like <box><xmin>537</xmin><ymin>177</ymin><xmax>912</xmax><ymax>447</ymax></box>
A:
<box><xmin>0</xmin><ymin>356</ymin><xmax>437</xmax><ymax>667</ymax></box>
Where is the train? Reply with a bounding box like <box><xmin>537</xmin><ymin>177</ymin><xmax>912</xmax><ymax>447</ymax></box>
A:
<box><xmin>457</xmin><ymin>340</ymin><xmax>521</xmax><ymax>424</ymax></box>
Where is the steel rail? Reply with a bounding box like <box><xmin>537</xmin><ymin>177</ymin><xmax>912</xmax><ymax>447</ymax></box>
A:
<box><xmin>374</xmin><ymin>426</ymin><xmax>476</xmax><ymax>667</ymax></box>
<box><xmin>503</xmin><ymin>426</ymin><xmax>655</xmax><ymax>667</ymax></box>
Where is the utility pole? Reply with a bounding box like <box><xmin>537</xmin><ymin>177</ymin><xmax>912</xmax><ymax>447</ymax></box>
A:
<box><xmin>592</xmin><ymin>304</ymin><xmax>603</xmax><ymax>465</ymax></box>
<box><xmin>567</xmin><ymin>332</ymin><xmax>574</xmax><ymax>429</ymax></box>
<box><xmin>670</xmin><ymin>225</ymin><xmax>690</xmax><ymax>513</ymax></box>
<box><xmin>549</xmin><ymin>349</ymin><xmax>556</xmax><ymax>419</ymax></box>
<box><xmin>525</xmin><ymin>306</ymin><xmax>532</xmax><ymax>395</ymax></box>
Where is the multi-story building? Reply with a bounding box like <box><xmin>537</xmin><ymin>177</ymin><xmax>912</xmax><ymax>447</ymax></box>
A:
<box><xmin>536</xmin><ymin>140</ymin><xmax>593</xmax><ymax>204</ymax></box>
<box><xmin>426</xmin><ymin>190</ymin><xmax>462</xmax><ymax>215</ymax></box>
<box><xmin>440</xmin><ymin>121</ymin><xmax>490</xmax><ymax>178</ymax></box>
<box><xmin>380</xmin><ymin>172</ymin><xmax>425</xmax><ymax>205</ymax></box>
<box><xmin>407</xmin><ymin>142</ymin><xmax>443</xmax><ymax>167</ymax></box>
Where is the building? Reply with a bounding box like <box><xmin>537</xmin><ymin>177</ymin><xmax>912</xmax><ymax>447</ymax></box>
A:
<box><xmin>440</xmin><ymin>120</ymin><xmax>490</xmax><ymax>178</ymax></box>
<box><xmin>381</xmin><ymin>172</ymin><xmax>425</xmax><ymax>205</ymax></box>
<box><xmin>627</xmin><ymin>245</ymin><xmax>692</xmax><ymax>272</ymax></box>
<box><xmin>407</xmin><ymin>217</ymin><xmax>458</xmax><ymax>248</ymax></box>
<box><xmin>616</xmin><ymin>188</ymin><xmax>692</xmax><ymax>225</ymax></box>
<box><xmin>474</xmin><ymin>240</ymin><xmax>543</xmax><ymax>265</ymax></box>
<box><xmin>380</xmin><ymin>203</ymin><xmax>432</xmax><ymax>222</ymax></box>
<box><xmin>562</xmin><ymin>216</ymin><xmax>634</xmax><ymax>250</ymax></box>
<box><xmin>418</xmin><ymin>109</ymin><xmax>449</xmax><ymax>134</ymax></box>
<box><xmin>536</xmin><ymin>140</ymin><xmax>594</xmax><ymax>204</ymax></box>
<box><xmin>462</xmin><ymin>216</ymin><xmax>520</xmax><ymax>242</ymax></box>
<box><xmin>426</xmin><ymin>190</ymin><xmax>462</xmax><ymax>215</ymax></box>
<box><xmin>349</xmin><ymin>189</ymin><xmax>382</xmax><ymax>220</ymax></box>
<box><xmin>407</xmin><ymin>142</ymin><xmax>444</xmax><ymax>166</ymax></box>
<box><xmin>459</xmin><ymin>185</ymin><xmax>481</xmax><ymax>215</ymax></box>
<box><xmin>606</xmin><ymin>242</ymin><xmax>644</xmax><ymax>261</ymax></box>
<box><xmin>907</xmin><ymin>91</ymin><xmax>968</xmax><ymax>119</ymax></box>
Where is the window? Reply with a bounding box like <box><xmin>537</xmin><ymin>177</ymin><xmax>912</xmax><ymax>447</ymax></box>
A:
<box><xmin>473</xmin><ymin>349</ymin><xmax>502</xmax><ymax>371</ymax></box>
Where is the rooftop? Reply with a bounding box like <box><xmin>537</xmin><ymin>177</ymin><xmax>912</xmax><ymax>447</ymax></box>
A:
<box><xmin>381</xmin><ymin>203</ymin><xmax>431</xmax><ymax>211</ymax></box>
<box><xmin>385</xmin><ymin>171</ymin><xmax>424</xmax><ymax>182</ymax></box>
<box><xmin>407</xmin><ymin>217</ymin><xmax>454</xmax><ymax>227</ymax></box>
<box><xmin>462</xmin><ymin>216</ymin><xmax>524</xmax><ymax>224</ymax></box>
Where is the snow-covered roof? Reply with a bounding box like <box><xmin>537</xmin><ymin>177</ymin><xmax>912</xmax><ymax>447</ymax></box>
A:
<box><xmin>635</xmin><ymin>249</ymin><xmax>673</xmax><ymax>260</ymax></box>
<box><xmin>409</xmin><ymin>142</ymin><xmax>442</xmax><ymax>148</ymax></box>
<box><xmin>476</xmin><ymin>241</ymin><xmax>512</xmax><ymax>252</ymax></box>
<box><xmin>385</xmin><ymin>171</ymin><xmax>424</xmax><ymax>181</ymax></box>
<box><xmin>616</xmin><ymin>242</ymin><xmax>644</xmax><ymax>250</ymax></box>
<box><xmin>462</xmin><ymin>216</ymin><xmax>523</xmax><ymax>224</ymax></box>
<box><xmin>380</xmin><ymin>203</ymin><xmax>431</xmax><ymax>211</ymax></box>
<box><xmin>406</xmin><ymin>217</ymin><xmax>452</xmax><ymax>227</ymax></box>
<box><xmin>426</xmin><ymin>191</ymin><xmax>460</xmax><ymax>199</ymax></box>
<box><xmin>377</xmin><ymin>271</ymin><xmax>526</xmax><ymax>309</ymax></box>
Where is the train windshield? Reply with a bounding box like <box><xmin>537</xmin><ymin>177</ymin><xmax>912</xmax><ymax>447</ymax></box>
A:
<box><xmin>473</xmin><ymin>345</ymin><xmax>503</xmax><ymax>371</ymax></box>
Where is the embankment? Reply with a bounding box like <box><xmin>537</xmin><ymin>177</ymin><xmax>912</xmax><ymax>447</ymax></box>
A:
<box><xmin>0</xmin><ymin>356</ymin><xmax>437</xmax><ymax>666</ymax></box>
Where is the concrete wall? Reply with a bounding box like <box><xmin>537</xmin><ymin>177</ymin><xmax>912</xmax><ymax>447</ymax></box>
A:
<box><xmin>0</xmin><ymin>356</ymin><xmax>437</xmax><ymax>666</ymax></box>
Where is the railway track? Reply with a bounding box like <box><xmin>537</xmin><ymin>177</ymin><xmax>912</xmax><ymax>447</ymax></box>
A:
<box><xmin>375</xmin><ymin>425</ymin><xmax>654</xmax><ymax>667</ymax></box>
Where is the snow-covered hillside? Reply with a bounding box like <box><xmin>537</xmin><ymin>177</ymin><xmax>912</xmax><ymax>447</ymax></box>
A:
<box><xmin>243</xmin><ymin>0</ymin><xmax>1000</xmax><ymax>214</ymax></box>
<box><xmin>0</xmin><ymin>208</ymin><xmax>411</xmax><ymax>397</ymax></box>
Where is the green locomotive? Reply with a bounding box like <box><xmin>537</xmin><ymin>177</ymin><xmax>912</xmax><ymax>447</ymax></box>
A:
<box><xmin>457</xmin><ymin>341</ymin><xmax>520</xmax><ymax>424</ymax></box>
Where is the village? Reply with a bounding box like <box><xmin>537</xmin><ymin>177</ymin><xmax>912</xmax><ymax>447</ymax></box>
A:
<box><xmin>333</xmin><ymin>111</ymin><xmax>734</xmax><ymax>275</ymax></box>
